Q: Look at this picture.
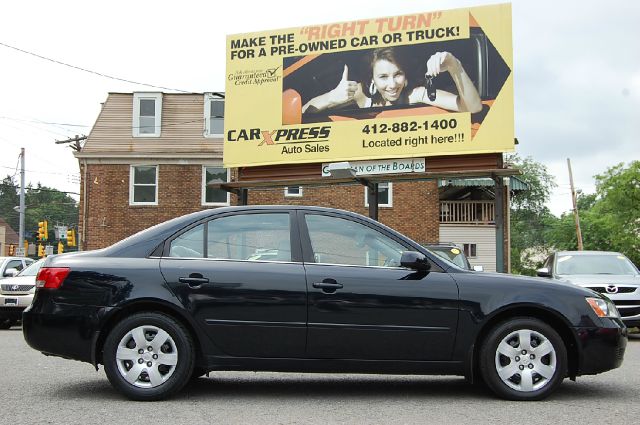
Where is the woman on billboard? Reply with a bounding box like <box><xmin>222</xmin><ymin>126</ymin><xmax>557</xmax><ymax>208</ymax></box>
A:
<box><xmin>301</xmin><ymin>47</ymin><xmax>482</xmax><ymax>114</ymax></box>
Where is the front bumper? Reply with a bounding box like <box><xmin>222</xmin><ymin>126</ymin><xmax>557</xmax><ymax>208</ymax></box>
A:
<box><xmin>575</xmin><ymin>318</ymin><xmax>627</xmax><ymax>375</ymax></box>
<box><xmin>0</xmin><ymin>293</ymin><xmax>33</xmax><ymax>320</ymax></box>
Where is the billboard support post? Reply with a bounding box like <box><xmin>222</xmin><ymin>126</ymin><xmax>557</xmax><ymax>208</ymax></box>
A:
<box><xmin>493</xmin><ymin>173</ymin><xmax>505</xmax><ymax>273</ymax></box>
<box><xmin>366</xmin><ymin>183</ymin><xmax>379</xmax><ymax>221</ymax></box>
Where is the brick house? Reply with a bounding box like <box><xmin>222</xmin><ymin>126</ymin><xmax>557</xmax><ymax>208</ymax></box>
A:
<box><xmin>76</xmin><ymin>92</ymin><xmax>515</xmax><ymax>272</ymax></box>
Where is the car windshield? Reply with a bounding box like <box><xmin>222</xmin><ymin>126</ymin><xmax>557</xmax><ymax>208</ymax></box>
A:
<box><xmin>428</xmin><ymin>246</ymin><xmax>468</xmax><ymax>269</ymax></box>
<box><xmin>18</xmin><ymin>259</ymin><xmax>45</xmax><ymax>277</ymax></box>
<box><xmin>556</xmin><ymin>254</ymin><xmax>638</xmax><ymax>275</ymax></box>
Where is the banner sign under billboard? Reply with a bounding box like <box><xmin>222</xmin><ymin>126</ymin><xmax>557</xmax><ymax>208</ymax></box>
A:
<box><xmin>224</xmin><ymin>3</ymin><xmax>513</xmax><ymax>168</ymax></box>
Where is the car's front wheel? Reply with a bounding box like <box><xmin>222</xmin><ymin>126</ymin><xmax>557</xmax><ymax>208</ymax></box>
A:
<box><xmin>479</xmin><ymin>317</ymin><xmax>567</xmax><ymax>401</ymax></box>
<box><xmin>103</xmin><ymin>312</ymin><xmax>194</xmax><ymax>401</ymax></box>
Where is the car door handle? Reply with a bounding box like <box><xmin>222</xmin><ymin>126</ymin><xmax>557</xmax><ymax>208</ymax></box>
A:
<box><xmin>179</xmin><ymin>276</ymin><xmax>209</xmax><ymax>287</ymax></box>
<box><xmin>312</xmin><ymin>282</ymin><xmax>343</xmax><ymax>289</ymax></box>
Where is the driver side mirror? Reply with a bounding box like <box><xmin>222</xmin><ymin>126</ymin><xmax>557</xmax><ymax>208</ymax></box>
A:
<box><xmin>400</xmin><ymin>251</ymin><xmax>431</xmax><ymax>271</ymax></box>
<box><xmin>536</xmin><ymin>267</ymin><xmax>551</xmax><ymax>278</ymax></box>
<box><xmin>3</xmin><ymin>268</ymin><xmax>18</xmax><ymax>277</ymax></box>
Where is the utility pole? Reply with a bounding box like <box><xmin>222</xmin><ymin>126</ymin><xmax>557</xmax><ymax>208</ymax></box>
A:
<box><xmin>567</xmin><ymin>158</ymin><xmax>584</xmax><ymax>250</ymax></box>
<box><xmin>19</xmin><ymin>148</ymin><xmax>25</xmax><ymax>245</ymax></box>
<box><xmin>55</xmin><ymin>134</ymin><xmax>87</xmax><ymax>151</ymax></box>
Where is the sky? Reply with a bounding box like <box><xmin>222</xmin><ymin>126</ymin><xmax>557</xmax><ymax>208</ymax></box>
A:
<box><xmin>0</xmin><ymin>0</ymin><xmax>638</xmax><ymax>218</ymax></box>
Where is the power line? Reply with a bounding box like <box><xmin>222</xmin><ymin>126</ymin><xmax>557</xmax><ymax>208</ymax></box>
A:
<box><xmin>0</xmin><ymin>116</ymin><xmax>89</xmax><ymax>128</ymax></box>
<box><xmin>0</xmin><ymin>181</ymin><xmax>79</xmax><ymax>196</ymax></box>
<box><xmin>0</xmin><ymin>164</ymin><xmax>79</xmax><ymax>178</ymax></box>
<box><xmin>0</xmin><ymin>41</ymin><xmax>198</xmax><ymax>93</ymax></box>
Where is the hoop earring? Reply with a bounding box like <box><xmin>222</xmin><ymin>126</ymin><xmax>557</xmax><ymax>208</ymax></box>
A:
<box><xmin>369</xmin><ymin>80</ymin><xmax>377</xmax><ymax>95</ymax></box>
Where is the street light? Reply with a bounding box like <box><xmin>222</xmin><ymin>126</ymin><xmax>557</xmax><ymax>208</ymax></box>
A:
<box><xmin>325</xmin><ymin>162</ymin><xmax>356</xmax><ymax>179</ymax></box>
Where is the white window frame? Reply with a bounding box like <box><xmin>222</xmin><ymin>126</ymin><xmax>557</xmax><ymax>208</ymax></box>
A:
<box><xmin>364</xmin><ymin>182</ymin><xmax>393</xmax><ymax>208</ymax></box>
<box><xmin>463</xmin><ymin>243</ymin><xmax>478</xmax><ymax>258</ymax></box>
<box><xmin>133</xmin><ymin>92</ymin><xmax>162</xmax><ymax>137</ymax></box>
<box><xmin>129</xmin><ymin>165</ymin><xmax>158</xmax><ymax>206</ymax></box>
<box><xmin>202</xmin><ymin>166</ymin><xmax>230</xmax><ymax>206</ymax></box>
<box><xmin>284</xmin><ymin>186</ymin><xmax>303</xmax><ymax>197</ymax></box>
<box><xmin>204</xmin><ymin>93</ymin><xmax>224</xmax><ymax>138</ymax></box>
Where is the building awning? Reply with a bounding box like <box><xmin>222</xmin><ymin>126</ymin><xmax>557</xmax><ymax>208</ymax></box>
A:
<box><xmin>438</xmin><ymin>176</ymin><xmax>528</xmax><ymax>191</ymax></box>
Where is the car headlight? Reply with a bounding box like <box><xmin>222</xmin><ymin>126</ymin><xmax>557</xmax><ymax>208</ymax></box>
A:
<box><xmin>586</xmin><ymin>297</ymin><xmax>621</xmax><ymax>318</ymax></box>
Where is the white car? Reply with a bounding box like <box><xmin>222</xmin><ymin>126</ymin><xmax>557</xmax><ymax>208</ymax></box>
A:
<box><xmin>0</xmin><ymin>256</ymin><xmax>34</xmax><ymax>279</ymax></box>
<box><xmin>538</xmin><ymin>251</ymin><xmax>640</xmax><ymax>328</ymax></box>
<box><xmin>0</xmin><ymin>258</ymin><xmax>44</xmax><ymax>329</ymax></box>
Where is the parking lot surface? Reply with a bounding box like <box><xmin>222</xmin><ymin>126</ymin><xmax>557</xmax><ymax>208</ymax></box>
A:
<box><xmin>1</xmin><ymin>327</ymin><xmax>639</xmax><ymax>425</ymax></box>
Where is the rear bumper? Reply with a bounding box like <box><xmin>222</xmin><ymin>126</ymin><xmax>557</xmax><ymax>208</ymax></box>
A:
<box><xmin>22</xmin><ymin>301</ymin><xmax>114</xmax><ymax>365</ymax></box>
<box><xmin>575</xmin><ymin>318</ymin><xmax>627</xmax><ymax>375</ymax></box>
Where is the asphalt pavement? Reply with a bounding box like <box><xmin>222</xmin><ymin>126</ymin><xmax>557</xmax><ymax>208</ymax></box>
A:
<box><xmin>2</xmin><ymin>326</ymin><xmax>639</xmax><ymax>425</ymax></box>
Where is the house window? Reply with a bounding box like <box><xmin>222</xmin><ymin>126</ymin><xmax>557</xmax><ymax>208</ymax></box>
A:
<box><xmin>284</xmin><ymin>186</ymin><xmax>303</xmax><ymax>197</ymax></box>
<box><xmin>202</xmin><ymin>166</ymin><xmax>230</xmax><ymax>206</ymax></box>
<box><xmin>463</xmin><ymin>243</ymin><xmax>477</xmax><ymax>258</ymax></box>
<box><xmin>364</xmin><ymin>182</ymin><xmax>393</xmax><ymax>207</ymax></box>
<box><xmin>130</xmin><ymin>165</ymin><xmax>158</xmax><ymax>205</ymax></box>
<box><xmin>133</xmin><ymin>93</ymin><xmax>162</xmax><ymax>137</ymax></box>
<box><xmin>204</xmin><ymin>94</ymin><xmax>224</xmax><ymax>137</ymax></box>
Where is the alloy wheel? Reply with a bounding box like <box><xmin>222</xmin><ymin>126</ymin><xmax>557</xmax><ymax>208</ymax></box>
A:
<box><xmin>494</xmin><ymin>328</ymin><xmax>557</xmax><ymax>392</ymax></box>
<box><xmin>115</xmin><ymin>325</ymin><xmax>179</xmax><ymax>388</ymax></box>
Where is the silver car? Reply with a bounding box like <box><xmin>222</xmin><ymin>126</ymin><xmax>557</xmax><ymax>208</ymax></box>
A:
<box><xmin>0</xmin><ymin>258</ymin><xmax>44</xmax><ymax>329</ymax></box>
<box><xmin>538</xmin><ymin>251</ymin><xmax>640</xmax><ymax>328</ymax></box>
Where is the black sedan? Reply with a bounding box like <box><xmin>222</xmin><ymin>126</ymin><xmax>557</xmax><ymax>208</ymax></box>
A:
<box><xmin>23</xmin><ymin>206</ymin><xmax>626</xmax><ymax>401</ymax></box>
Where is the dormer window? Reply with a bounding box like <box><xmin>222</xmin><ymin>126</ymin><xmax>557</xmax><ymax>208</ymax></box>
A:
<box><xmin>204</xmin><ymin>93</ymin><xmax>224</xmax><ymax>137</ymax></box>
<box><xmin>133</xmin><ymin>93</ymin><xmax>162</xmax><ymax>137</ymax></box>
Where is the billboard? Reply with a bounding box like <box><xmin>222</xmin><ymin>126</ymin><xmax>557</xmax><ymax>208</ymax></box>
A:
<box><xmin>224</xmin><ymin>3</ymin><xmax>513</xmax><ymax>168</ymax></box>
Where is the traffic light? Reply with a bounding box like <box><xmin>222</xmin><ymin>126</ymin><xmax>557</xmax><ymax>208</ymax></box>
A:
<box><xmin>7</xmin><ymin>244</ymin><xmax>15</xmax><ymax>256</ymax></box>
<box><xmin>37</xmin><ymin>221</ymin><xmax>46</xmax><ymax>241</ymax></box>
<box><xmin>37</xmin><ymin>244</ymin><xmax>45</xmax><ymax>258</ymax></box>
<box><xmin>67</xmin><ymin>229</ymin><xmax>76</xmax><ymax>247</ymax></box>
<box><xmin>43</xmin><ymin>220</ymin><xmax>48</xmax><ymax>240</ymax></box>
<box><xmin>57</xmin><ymin>241</ymin><xmax>64</xmax><ymax>254</ymax></box>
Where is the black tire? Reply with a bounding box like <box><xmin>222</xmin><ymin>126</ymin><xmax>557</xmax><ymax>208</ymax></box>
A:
<box><xmin>0</xmin><ymin>318</ymin><xmax>16</xmax><ymax>330</ymax></box>
<box><xmin>103</xmin><ymin>312</ymin><xmax>194</xmax><ymax>401</ymax></box>
<box><xmin>479</xmin><ymin>317</ymin><xmax>567</xmax><ymax>401</ymax></box>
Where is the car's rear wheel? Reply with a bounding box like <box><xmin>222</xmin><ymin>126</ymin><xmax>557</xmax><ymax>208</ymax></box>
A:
<box><xmin>479</xmin><ymin>317</ymin><xmax>567</xmax><ymax>401</ymax></box>
<box><xmin>103</xmin><ymin>312</ymin><xmax>194</xmax><ymax>401</ymax></box>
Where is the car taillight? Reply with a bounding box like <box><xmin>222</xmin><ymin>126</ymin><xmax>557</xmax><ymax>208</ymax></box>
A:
<box><xmin>36</xmin><ymin>267</ymin><xmax>71</xmax><ymax>289</ymax></box>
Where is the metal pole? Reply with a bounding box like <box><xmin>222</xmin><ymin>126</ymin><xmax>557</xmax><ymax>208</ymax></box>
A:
<box><xmin>567</xmin><ymin>158</ymin><xmax>584</xmax><ymax>250</ymax></box>
<box><xmin>493</xmin><ymin>175</ymin><xmax>505</xmax><ymax>273</ymax></box>
<box><xmin>367</xmin><ymin>183</ymin><xmax>379</xmax><ymax>221</ymax></box>
<box><xmin>19</xmin><ymin>148</ymin><xmax>25</xmax><ymax>245</ymax></box>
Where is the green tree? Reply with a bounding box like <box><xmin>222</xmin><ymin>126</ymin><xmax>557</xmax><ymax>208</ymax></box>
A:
<box><xmin>24</xmin><ymin>184</ymin><xmax>79</xmax><ymax>242</ymax></box>
<box><xmin>505</xmin><ymin>154</ymin><xmax>558</xmax><ymax>275</ymax></box>
<box><xmin>547</xmin><ymin>161</ymin><xmax>639</xmax><ymax>266</ymax></box>
<box><xmin>0</xmin><ymin>176</ymin><xmax>20</xmax><ymax>231</ymax></box>
<box><xmin>0</xmin><ymin>178</ymin><xmax>78</xmax><ymax>244</ymax></box>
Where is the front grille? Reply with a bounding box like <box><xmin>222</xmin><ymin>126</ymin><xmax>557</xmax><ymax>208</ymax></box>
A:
<box><xmin>586</xmin><ymin>286</ymin><xmax>637</xmax><ymax>294</ymax></box>
<box><xmin>1</xmin><ymin>284</ymin><xmax>34</xmax><ymax>292</ymax></box>
<box><xmin>617</xmin><ymin>306</ymin><xmax>640</xmax><ymax>318</ymax></box>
